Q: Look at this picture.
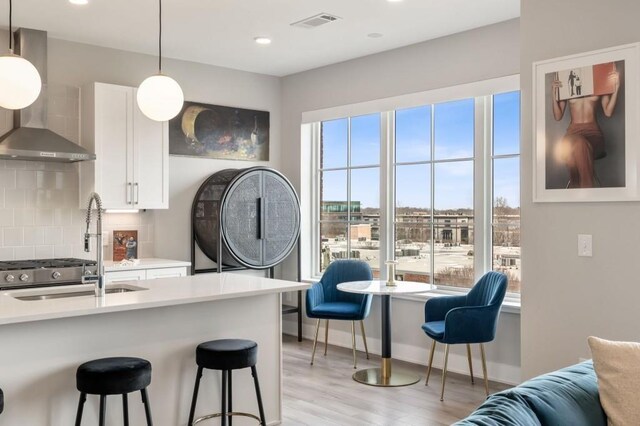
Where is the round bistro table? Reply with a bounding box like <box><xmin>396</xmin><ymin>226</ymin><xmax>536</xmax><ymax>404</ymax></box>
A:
<box><xmin>337</xmin><ymin>280</ymin><xmax>436</xmax><ymax>387</ymax></box>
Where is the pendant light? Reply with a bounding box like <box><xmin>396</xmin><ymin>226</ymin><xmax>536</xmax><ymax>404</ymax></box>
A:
<box><xmin>0</xmin><ymin>0</ymin><xmax>41</xmax><ymax>110</ymax></box>
<box><xmin>137</xmin><ymin>0</ymin><xmax>184</xmax><ymax>122</ymax></box>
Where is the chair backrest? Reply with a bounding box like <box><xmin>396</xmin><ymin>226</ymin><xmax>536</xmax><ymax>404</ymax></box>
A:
<box><xmin>319</xmin><ymin>260</ymin><xmax>373</xmax><ymax>303</ymax></box>
<box><xmin>466</xmin><ymin>271</ymin><xmax>508</xmax><ymax>308</ymax></box>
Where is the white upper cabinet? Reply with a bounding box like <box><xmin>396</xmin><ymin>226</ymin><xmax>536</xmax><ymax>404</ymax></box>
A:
<box><xmin>80</xmin><ymin>82</ymin><xmax>169</xmax><ymax>210</ymax></box>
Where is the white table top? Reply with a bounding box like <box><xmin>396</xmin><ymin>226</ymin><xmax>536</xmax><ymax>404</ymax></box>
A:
<box><xmin>337</xmin><ymin>280</ymin><xmax>436</xmax><ymax>295</ymax></box>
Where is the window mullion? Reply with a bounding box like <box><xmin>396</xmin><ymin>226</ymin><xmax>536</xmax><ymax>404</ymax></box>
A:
<box><xmin>430</xmin><ymin>105</ymin><xmax>435</xmax><ymax>283</ymax></box>
<box><xmin>479</xmin><ymin>95</ymin><xmax>494</xmax><ymax>280</ymax></box>
<box><xmin>381</xmin><ymin>111</ymin><xmax>394</xmax><ymax>279</ymax></box>
<box><xmin>346</xmin><ymin>117</ymin><xmax>352</xmax><ymax>258</ymax></box>
<box><xmin>312</xmin><ymin>122</ymin><xmax>322</xmax><ymax>276</ymax></box>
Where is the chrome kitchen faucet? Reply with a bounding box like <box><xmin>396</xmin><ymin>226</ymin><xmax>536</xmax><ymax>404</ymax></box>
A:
<box><xmin>82</xmin><ymin>192</ymin><xmax>105</xmax><ymax>298</ymax></box>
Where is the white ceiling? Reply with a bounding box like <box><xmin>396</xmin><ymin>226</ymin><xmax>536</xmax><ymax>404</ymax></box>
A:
<box><xmin>2</xmin><ymin>0</ymin><xmax>520</xmax><ymax>76</ymax></box>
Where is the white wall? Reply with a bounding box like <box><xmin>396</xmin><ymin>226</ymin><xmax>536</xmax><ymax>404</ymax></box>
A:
<box><xmin>0</xmin><ymin>33</ymin><xmax>281</xmax><ymax>264</ymax></box>
<box><xmin>520</xmin><ymin>0</ymin><xmax>640</xmax><ymax>379</ymax></box>
<box><xmin>44</xmin><ymin>38</ymin><xmax>282</xmax><ymax>268</ymax></box>
<box><xmin>279</xmin><ymin>20</ymin><xmax>522</xmax><ymax>384</ymax></box>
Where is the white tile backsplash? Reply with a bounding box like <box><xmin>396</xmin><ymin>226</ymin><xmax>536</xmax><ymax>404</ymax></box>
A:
<box><xmin>16</xmin><ymin>170</ymin><xmax>36</xmax><ymax>189</ymax></box>
<box><xmin>0</xmin><ymin>159</ymin><xmax>155</xmax><ymax>261</ymax></box>
<box><xmin>3</xmin><ymin>228</ymin><xmax>24</xmax><ymax>246</ymax></box>
<box><xmin>0</xmin><ymin>209</ymin><xmax>13</xmax><ymax>227</ymax></box>
<box><xmin>6</xmin><ymin>189</ymin><xmax>26</xmax><ymax>209</ymax></box>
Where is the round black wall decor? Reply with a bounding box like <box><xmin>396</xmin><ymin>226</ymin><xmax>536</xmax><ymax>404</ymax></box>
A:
<box><xmin>192</xmin><ymin>167</ymin><xmax>300</xmax><ymax>270</ymax></box>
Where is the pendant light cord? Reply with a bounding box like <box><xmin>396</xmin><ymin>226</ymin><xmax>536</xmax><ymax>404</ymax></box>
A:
<box><xmin>158</xmin><ymin>0</ymin><xmax>162</xmax><ymax>73</ymax></box>
<box><xmin>8</xmin><ymin>0</ymin><xmax>12</xmax><ymax>51</ymax></box>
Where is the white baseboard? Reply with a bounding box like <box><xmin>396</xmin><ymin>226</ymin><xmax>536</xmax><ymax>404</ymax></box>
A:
<box><xmin>283</xmin><ymin>319</ymin><xmax>520</xmax><ymax>386</ymax></box>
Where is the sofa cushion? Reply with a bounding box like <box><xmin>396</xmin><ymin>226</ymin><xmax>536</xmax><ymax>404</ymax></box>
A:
<box><xmin>588</xmin><ymin>336</ymin><xmax>640</xmax><ymax>426</ymax></box>
<box><xmin>456</xmin><ymin>361</ymin><xmax>606</xmax><ymax>426</ymax></box>
<box><xmin>454</xmin><ymin>393</ymin><xmax>541</xmax><ymax>426</ymax></box>
<box><xmin>513</xmin><ymin>361</ymin><xmax>606</xmax><ymax>426</ymax></box>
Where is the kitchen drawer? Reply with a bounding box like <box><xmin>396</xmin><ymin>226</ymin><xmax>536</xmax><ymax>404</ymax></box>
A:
<box><xmin>104</xmin><ymin>269</ymin><xmax>147</xmax><ymax>283</ymax></box>
<box><xmin>145</xmin><ymin>267</ymin><xmax>188</xmax><ymax>280</ymax></box>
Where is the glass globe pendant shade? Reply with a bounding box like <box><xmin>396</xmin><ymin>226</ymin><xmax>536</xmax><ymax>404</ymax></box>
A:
<box><xmin>0</xmin><ymin>54</ymin><xmax>41</xmax><ymax>110</ymax></box>
<box><xmin>136</xmin><ymin>74</ymin><xmax>184</xmax><ymax>122</ymax></box>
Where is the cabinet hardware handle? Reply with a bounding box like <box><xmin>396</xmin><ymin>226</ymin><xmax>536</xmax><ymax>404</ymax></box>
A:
<box><xmin>127</xmin><ymin>183</ymin><xmax>132</xmax><ymax>204</ymax></box>
<box><xmin>134</xmin><ymin>183</ymin><xmax>139</xmax><ymax>205</ymax></box>
<box><xmin>258</xmin><ymin>197</ymin><xmax>266</xmax><ymax>240</ymax></box>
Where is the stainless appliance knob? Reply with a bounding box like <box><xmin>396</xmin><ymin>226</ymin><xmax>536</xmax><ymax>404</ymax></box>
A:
<box><xmin>19</xmin><ymin>274</ymin><xmax>29</xmax><ymax>282</ymax></box>
<box><xmin>5</xmin><ymin>274</ymin><xmax>14</xmax><ymax>283</ymax></box>
<box><xmin>52</xmin><ymin>271</ymin><xmax>61</xmax><ymax>279</ymax></box>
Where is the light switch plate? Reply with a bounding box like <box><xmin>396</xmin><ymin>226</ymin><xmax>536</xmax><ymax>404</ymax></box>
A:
<box><xmin>578</xmin><ymin>234</ymin><xmax>592</xmax><ymax>257</ymax></box>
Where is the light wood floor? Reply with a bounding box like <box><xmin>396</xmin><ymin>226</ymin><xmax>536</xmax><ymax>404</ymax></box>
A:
<box><xmin>282</xmin><ymin>335</ymin><xmax>510</xmax><ymax>426</ymax></box>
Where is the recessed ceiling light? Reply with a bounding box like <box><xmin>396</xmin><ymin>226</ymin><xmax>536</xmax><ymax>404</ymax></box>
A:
<box><xmin>387</xmin><ymin>0</ymin><xmax>404</xmax><ymax>2</ymax></box>
<box><xmin>69</xmin><ymin>0</ymin><xmax>89</xmax><ymax>4</ymax></box>
<box><xmin>368</xmin><ymin>33</ymin><xmax>383</xmax><ymax>38</ymax></box>
<box><xmin>254</xmin><ymin>37</ymin><xmax>272</xmax><ymax>45</ymax></box>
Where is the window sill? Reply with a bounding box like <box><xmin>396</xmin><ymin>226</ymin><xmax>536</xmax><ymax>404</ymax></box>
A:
<box><xmin>300</xmin><ymin>277</ymin><xmax>521</xmax><ymax>315</ymax></box>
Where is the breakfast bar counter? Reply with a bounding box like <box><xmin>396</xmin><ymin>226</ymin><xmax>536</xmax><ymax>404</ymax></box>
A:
<box><xmin>0</xmin><ymin>272</ymin><xmax>308</xmax><ymax>425</ymax></box>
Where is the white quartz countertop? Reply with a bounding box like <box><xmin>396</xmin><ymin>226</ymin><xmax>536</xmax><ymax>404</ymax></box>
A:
<box><xmin>103</xmin><ymin>258</ymin><xmax>191</xmax><ymax>271</ymax></box>
<box><xmin>0</xmin><ymin>273</ymin><xmax>309</xmax><ymax>326</ymax></box>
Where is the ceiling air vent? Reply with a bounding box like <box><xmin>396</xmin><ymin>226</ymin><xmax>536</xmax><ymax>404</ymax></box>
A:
<box><xmin>291</xmin><ymin>13</ymin><xmax>341</xmax><ymax>29</ymax></box>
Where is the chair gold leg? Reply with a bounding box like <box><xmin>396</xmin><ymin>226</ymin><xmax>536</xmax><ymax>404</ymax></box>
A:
<box><xmin>480</xmin><ymin>343</ymin><xmax>489</xmax><ymax>396</ymax></box>
<box><xmin>351</xmin><ymin>321</ymin><xmax>357</xmax><ymax>369</ymax></box>
<box><xmin>466</xmin><ymin>343</ymin><xmax>475</xmax><ymax>384</ymax></box>
<box><xmin>425</xmin><ymin>340</ymin><xmax>436</xmax><ymax>386</ymax></box>
<box><xmin>310</xmin><ymin>319</ymin><xmax>320</xmax><ymax>365</ymax></box>
<box><xmin>360</xmin><ymin>321</ymin><xmax>370</xmax><ymax>360</ymax></box>
<box><xmin>440</xmin><ymin>344</ymin><xmax>450</xmax><ymax>401</ymax></box>
<box><xmin>324</xmin><ymin>320</ymin><xmax>329</xmax><ymax>356</ymax></box>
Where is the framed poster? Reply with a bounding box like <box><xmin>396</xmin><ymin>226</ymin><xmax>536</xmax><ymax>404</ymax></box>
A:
<box><xmin>533</xmin><ymin>43</ymin><xmax>640</xmax><ymax>202</ymax></box>
<box><xmin>169</xmin><ymin>101</ymin><xmax>269</xmax><ymax>161</ymax></box>
<box><xmin>113</xmin><ymin>230</ymin><xmax>138</xmax><ymax>261</ymax></box>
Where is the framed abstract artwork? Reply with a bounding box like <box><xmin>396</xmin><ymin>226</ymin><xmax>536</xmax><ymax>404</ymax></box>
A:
<box><xmin>533</xmin><ymin>43</ymin><xmax>640</xmax><ymax>202</ymax></box>
<box><xmin>169</xmin><ymin>101</ymin><xmax>269</xmax><ymax>161</ymax></box>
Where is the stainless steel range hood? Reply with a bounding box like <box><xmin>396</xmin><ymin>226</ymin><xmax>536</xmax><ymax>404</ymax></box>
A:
<box><xmin>0</xmin><ymin>29</ymin><xmax>95</xmax><ymax>162</ymax></box>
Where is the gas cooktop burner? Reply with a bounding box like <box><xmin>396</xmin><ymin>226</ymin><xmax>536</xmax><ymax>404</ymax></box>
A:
<box><xmin>0</xmin><ymin>258</ymin><xmax>97</xmax><ymax>271</ymax></box>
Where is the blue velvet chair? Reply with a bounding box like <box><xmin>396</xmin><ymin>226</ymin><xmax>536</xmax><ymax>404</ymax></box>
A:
<box><xmin>306</xmin><ymin>260</ymin><xmax>373</xmax><ymax>368</ymax></box>
<box><xmin>422</xmin><ymin>271</ymin><xmax>507</xmax><ymax>401</ymax></box>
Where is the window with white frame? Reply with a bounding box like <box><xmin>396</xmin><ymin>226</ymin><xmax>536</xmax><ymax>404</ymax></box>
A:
<box><xmin>308</xmin><ymin>79</ymin><xmax>521</xmax><ymax>294</ymax></box>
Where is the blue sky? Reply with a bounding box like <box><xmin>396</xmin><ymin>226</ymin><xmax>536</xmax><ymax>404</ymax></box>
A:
<box><xmin>321</xmin><ymin>91</ymin><xmax>520</xmax><ymax>211</ymax></box>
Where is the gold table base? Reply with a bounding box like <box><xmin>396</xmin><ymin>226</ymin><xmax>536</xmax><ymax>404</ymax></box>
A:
<box><xmin>352</xmin><ymin>359</ymin><xmax>420</xmax><ymax>387</ymax></box>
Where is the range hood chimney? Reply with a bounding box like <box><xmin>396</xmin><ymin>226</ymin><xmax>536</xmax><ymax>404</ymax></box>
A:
<box><xmin>0</xmin><ymin>29</ymin><xmax>95</xmax><ymax>162</ymax></box>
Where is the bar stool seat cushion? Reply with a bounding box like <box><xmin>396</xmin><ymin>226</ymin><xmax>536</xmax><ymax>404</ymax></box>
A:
<box><xmin>76</xmin><ymin>357</ymin><xmax>152</xmax><ymax>395</ymax></box>
<box><xmin>196</xmin><ymin>339</ymin><xmax>258</xmax><ymax>371</ymax></box>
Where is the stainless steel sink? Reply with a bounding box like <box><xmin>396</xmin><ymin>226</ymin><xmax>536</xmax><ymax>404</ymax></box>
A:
<box><xmin>11</xmin><ymin>285</ymin><xmax>148</xmax><ymax>301</ymax></box>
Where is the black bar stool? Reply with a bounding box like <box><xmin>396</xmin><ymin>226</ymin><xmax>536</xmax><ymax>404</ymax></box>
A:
<box><xmin>75</xmin><ymin>357</ymin><xmax>153</xmax><ymax>426</ymax></box>
<box><xmin>0</xmin><ymin>387</ymin><xmax>4</xmax><ymax>414</ymax></box>
<box><xmin>187</xmin><ymin>339</ymin><xmax>266</xmax><ymax>426</ymax></box>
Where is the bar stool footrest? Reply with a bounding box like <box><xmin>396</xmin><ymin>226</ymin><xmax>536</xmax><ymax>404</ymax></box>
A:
<box><xmin>193</xmin><ymin>411</ymin><xmax>262</xmax><ymax>425</ymax></box>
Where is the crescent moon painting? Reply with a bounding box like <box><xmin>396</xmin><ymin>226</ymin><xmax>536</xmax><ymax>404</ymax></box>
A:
<box><xmin>169</xmin><ymin>101</ymin><xmax>269</xmax><ymax>161</ymax></box>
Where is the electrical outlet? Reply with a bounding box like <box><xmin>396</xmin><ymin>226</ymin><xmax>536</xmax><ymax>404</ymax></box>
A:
<box><xmin>578</xmin><ymin>234</ymin><xmax>592</xmax><ymax>257</ymax></box>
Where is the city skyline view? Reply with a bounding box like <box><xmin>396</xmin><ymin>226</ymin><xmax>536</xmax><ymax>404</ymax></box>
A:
<box><xmin>317</xmin><ymin>91</ymin><xmax>521</xmax><ymax>292</ymax></box>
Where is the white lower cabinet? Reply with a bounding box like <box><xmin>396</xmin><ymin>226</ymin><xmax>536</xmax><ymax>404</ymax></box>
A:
<box><xmin>145</xmin><ymin>267</ymin><xmax>188</xmax><ymax>280</ymax></box>
<box><xmin>105</xmin><ymin>267</ymin><xmax>188</xmax><ymax>283</ymax></box>
<box><xmin>105</xmin><ymin>269</ymin><xmax>146</xmax><ymax>283</ymax></box>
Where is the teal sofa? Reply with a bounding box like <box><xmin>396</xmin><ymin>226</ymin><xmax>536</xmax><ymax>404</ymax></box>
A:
<box><xmin>455</xmin><ymin>361</ymin><xmax>606</xmax><ymax>426</ymax></box>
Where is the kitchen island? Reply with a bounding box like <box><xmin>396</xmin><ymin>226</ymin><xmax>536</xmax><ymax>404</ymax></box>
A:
<box><xmin>0</xmin><ymin>272</ymin><xmax>308</xmax><ymax>425</ymax></box>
